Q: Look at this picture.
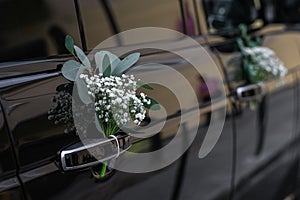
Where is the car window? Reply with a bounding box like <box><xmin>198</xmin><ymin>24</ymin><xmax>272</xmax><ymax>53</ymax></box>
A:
<box><xmin>81</xmin><ymin>0</ymin><xmax>182</xmax><ymax>49</ymax></box>
<box><xmin>79</xmin><ymin>0</ymin><xmax>114</xmax><ymax>50</ymax></box>
<box><xmin>202</xmin><ymin>0</ymin><xmax>259</xmax><ymax>33</ymax></box>
<box><xmin>0</xmin><ymin>0</ymin><xmax>81</xmax><ymax>63</ymax></box>
<box><xmin>111</xmin><ymin>0</ymin><xmax>180</xmax><ymax>31</ymax></box>
<box><xmin>265</xmin><ymin>0</ymin><xmax>300</xmax><ymax>23</ymax></box>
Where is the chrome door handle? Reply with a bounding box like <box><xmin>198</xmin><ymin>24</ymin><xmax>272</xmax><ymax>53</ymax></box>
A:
<box><xmin>236</xmin><ymin>83</ymin><xmax>266</xmax><ymax>102</ymax></box>
<box><xmin>58</xmin><ymin>133</ymin><xmax>131</xmax><ymax>172</ymax></box>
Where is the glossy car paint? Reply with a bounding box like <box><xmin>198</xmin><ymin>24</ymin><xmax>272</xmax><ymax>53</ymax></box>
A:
<box><xmin>206</xmin><ymin>26</ymin><xmax>300</xmax><ymax>199</ymax></box>
<box><xmin>0</xmin><ymin>0</ymin><xmax>300</xmax><ymax>200</ymax></box>
<box><xmin>0</xmin><ymin>97</ymin><xmax>24</xmax><ymax>199</ymax></box>
<box><xmin>0</xmin><ymin>33</ymin><xmax>234</xmax><ymax>199</ymax></box>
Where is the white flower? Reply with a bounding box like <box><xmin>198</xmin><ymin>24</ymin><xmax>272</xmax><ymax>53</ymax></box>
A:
<box><xmin>80</xmin><ymin>73</ymin><xmax>148</xmax><ymax>127</ymax></box>
<box><xmin>115</xmin><ymin>98</ymin><xmax>122</xmax><ymax>104</ymax></box>
<box><xmin>243</xmin><ymin>47</ymin><xmax>288</xmax><ymax>79</ymax></box>
<box><xmin>79</xmin><ymin>74</ymin><xmax>85</xmax><ymax>79</ymax></box>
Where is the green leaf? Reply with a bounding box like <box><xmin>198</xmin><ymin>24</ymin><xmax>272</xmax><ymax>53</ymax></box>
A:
<box><xmin>76</xmin><ymin>65</ymin><xmax>91</xmax><ymax>82</ymax></box>
<box><xmin>74</xmin><ymin>45</ymin><xmax>91</xmax><ymax>68</ymax></box>
<box><xmin>65</xmin><ymin>35</ymin><xmax>74</xmax><ymax>55</ymax></box>
<box><xmin>238</xmin><ymin>24</ymin><xmax>247</xmax><ymax>37</ymax></box>
<box><xmin>76</xmin><ymin>77</ymin><xmax>93</xmax><ymax>104</ymax></box>
<box><xmin>61</xmin><ymin>60</ymin><xmax>81</xmax><ymax>81</ymax></box>
<box><xmin>113</xmin><ymin>53</ymin><xmax>140</xmax><ymax>76</ymax></box>
<box><xmin>95</xmin><ymin>51</ymin><xmax>104</xmax><ymax>72</ymax></box>
<box><xmin>237</xmin><ymin>38</ymin><xmax>245</xmax><ymax>50</ymax></box>
<box><xmin>144</xmin><ymin>97</ymin><xmax>160</xmax><ymax>110</ymax></box>
<box><xmin>95</xmin><ymin>51</ymin><xmax>121</xmax><ymax>73</ymax></box>
<box><xmin>246</xmin><ymin>37</ymin><xmax>257</xmax><ymax>48</ymax></box>
<box><xmin>255</xmin><ymin>37</ymin><xmax>261</xmax><ymax>46</ymax></box>
<box><xmin>137</xmin><ymin>80</ymin><xmax>153</xmax><ymax>90</ymax></box>
<box><xmin>102</xmin><ymin>55</ymin><xmax>111</xmax><ymax>77</ymax></box>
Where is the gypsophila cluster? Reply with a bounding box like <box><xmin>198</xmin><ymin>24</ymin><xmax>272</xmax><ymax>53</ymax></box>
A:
<box><xmin>80</xmin><ymin>73</ymin><xmax>150</xmax><ymax>135</ymax></box>
<box><xmin>243</xmin><ymin>47</ymin><xmax>288</xmax><ymax>78</ymax></box>
<box><xmin>48</xmin><ymin>85</ymin><xmax>94</xmax><ymax>135</ymax></box>
<box><xmin>48</xmin><ymin>88</ymin><xmax>75</xmax><ymax>134</ymax></box>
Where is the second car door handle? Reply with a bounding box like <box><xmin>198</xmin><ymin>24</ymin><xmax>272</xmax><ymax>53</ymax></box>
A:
<box><xmin>236</xmin><ymin>83</ymin><xmax>266</xmax><ymax>102</ymax></box>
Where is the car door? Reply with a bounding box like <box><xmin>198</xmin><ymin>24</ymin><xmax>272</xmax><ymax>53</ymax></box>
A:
<box><xmin>258</xmin><ymin>28</ymin><xmax>300</xmax><ymax>187</ymax></box>
<box><xmin>174</xmin><ymin>43</ymin><xmax>234</xmax><ymax>200</ymax></box>
<box><xmin>233</xmin><ymin>32</ymin><xmax>299</xmax><ymax>200</ymax></box>
<box><xmin>0</xmin><ymin>102</ymin><xmax>24</xmax><ymax>200</ymax></box>
<box><xmin>200</xmin><ymin>0</ymin><xmax>299</xmax><ymax>199</ymax></box>
<box><xmin>0</xmin><ymin>59</ymin><xmax>183</xmax><ymax>200</ymax></box>
<box><xmin>0</xmin><ymin>1</ymin><xmax>188</xmax><ymax>200</ymax></box>
<box><xmin>209</xmin><ymin>29</ymin><xmax>298</xmax><ymax>200</ymax></box>
<box><xmin>265</xmin><ymin>0</ymin><xmax>300</xmax><ymax>196</ymax></box>
<box><xmin>81</xmin><ymin>1</ymin><xmax>235</xmax><ymax>200</ymax></box>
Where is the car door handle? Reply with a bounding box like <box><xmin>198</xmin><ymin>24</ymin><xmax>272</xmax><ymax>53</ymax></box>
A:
<box><xmin>58</xmin><ymin>133</ymin><xmax>132</xmax><ymax>172</ymax></box>
<box><xmin>236</xmin><ymin>83</ymin><xmax>266</xmax><ymax>102</ymax></box>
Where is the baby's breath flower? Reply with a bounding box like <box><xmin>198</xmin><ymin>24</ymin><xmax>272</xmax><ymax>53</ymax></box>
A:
<box><xmin>80</xmin><ymin>73</ymin><xmax>147</xmax><ymax>132</ymax></box>
<box><xmin>243</xmin><ymin>47</ymin><xmax>288</xmax><ymax>80</ymax></box>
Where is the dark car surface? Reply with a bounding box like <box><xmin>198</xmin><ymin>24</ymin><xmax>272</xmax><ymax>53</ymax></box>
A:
<box><xmin>1</xmin><ymin>0</ymin><xmax>300</xmax><ymax>200</ymax></box>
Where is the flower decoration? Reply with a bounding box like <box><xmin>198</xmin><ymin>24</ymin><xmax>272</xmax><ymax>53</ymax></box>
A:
<box><xmin>241</xmin><ymin>46</ymin><xmax>287</xmax><ymax>83</ymax></box>
<box><xmin>60</xmin><ymin>35</ymin><xmax>159</xmax><ymax>136</ymax></box>
<box><xmin>237</xmin><ymin>24</ymin><xmax>288</xmax><ymax>84</ymax></box>
<box><xmin>57</xmin><ymin>35</ymin><xmax>159</xmax><ymax>178</ymax></box>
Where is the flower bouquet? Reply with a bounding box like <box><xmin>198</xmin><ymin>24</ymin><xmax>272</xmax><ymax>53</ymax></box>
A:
<box><xmin>59</xmin><ymin>35</ymin><xmax>159</xmax><ymax>178</ymax></box>
<box><xmin>237</xmin><ymin>24</ymin><xmax>287</xmax><ymax>84</ymax></box>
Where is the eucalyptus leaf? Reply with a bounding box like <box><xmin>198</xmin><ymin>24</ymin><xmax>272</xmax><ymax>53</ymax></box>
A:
<box><xmin>246</xmin><ymin>37</ymin><xmax>257</xmax><ymax>48</ymax></box>
<box><xmin>95</xmin><ymin>51</ymin><xmax>121</xmax><ymax>73</ymax></box>
<box><xmin>237</xmin><ymin>38</ymin><xmax>245</xmax><ymax>50</ymax></box>
<box><xmin>65</xmin><ymin>35</ymin><xmax>74</xmax><ymax>55</ymax></box>
<box><xmin>74</xmin><ymin>45</ymin><xmax>91</xmax><ymax>68</ymax></box>
<box><xmin>95</xmin><ymin>51</ymin><xmax>105</xmax><ymax>73</ymax></box>
<box><xmin>137</xmin><ymin>80</ymin><xmax>153</xmax><ymax>90</ymax></box>
<box><xmin>61</xmin><ymin>60</ymin><xmax>81</xmax><ymax>81</ymax></box>
<box><xmin>144</xmin><ymin>97</ymin><xmax>160</xmax><ymax>110</ymax></box>
<box><xmin>113</xmin><ymin>53</ymin><xmax>140</xmax><ymax>76</ymax></box>
<box><xmin>77</xmin><ymin>65</ymin><xmax>89</xmax><ymax>78</ymax></box>
<box><xmin>76</xmin><ymin>77</ymin><xmax>93</xmax><ymax>104</ymax></box>
<box><xmin>102</xmin><ymin>55</ymin><xmax>111</xmax><ymax>77</ymax></box>
<box><xmin>238</xmin><ymin>24</ymin><xmax>247</xmax><ymax>37</ymax></box>
<box><xmin>255</xmin><ymin>37</ymin><xmax>261</xmax><ymax>46</ymax></box>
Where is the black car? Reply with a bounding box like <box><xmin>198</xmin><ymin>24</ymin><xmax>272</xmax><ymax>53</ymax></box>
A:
<box><xmin>1</xmin><ymin>0</ymin><xmax>300</xmax><ymax>200</ymax></box>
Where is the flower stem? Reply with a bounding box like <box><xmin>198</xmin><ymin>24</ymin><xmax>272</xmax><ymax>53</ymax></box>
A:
<box><xmin>100</xmin><ymin>161</ymin><xmax>107</xmax><ymax>179</ymax></box>
<box><xmin>98</xmin><ymin>121</ymin><xmax>119</xmax><ymax>179</ymax></box>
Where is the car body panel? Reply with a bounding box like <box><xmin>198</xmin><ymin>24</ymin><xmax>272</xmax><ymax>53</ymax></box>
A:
<box><xmin>206</xmin><ymin>26</ymin><xmax>300</xmax><ymax>199</ymax></box>
<box><xmin>0</xmin><ymin>0</ymin><xmax>300</xmax><ymax>199</ymax></box>
<box><xmin>0</xmin><ymin>99</ymin><xmax>24</xmax><ymax>200</ymax></box>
